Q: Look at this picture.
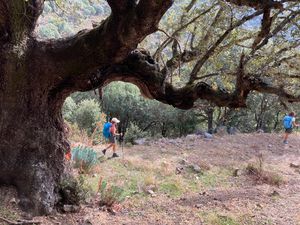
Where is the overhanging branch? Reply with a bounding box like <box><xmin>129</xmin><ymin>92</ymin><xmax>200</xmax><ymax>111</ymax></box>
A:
<box><xmin>76</xmin><ymin>50</ymin><xmax>300</xmax><ymax>110</ymax></box>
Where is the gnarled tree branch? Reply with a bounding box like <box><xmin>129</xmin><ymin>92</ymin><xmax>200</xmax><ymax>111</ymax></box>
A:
<box><xmin>79</xmin><ymin>50</ymin><xmax>300</xmax><ymax>110</ymax></box>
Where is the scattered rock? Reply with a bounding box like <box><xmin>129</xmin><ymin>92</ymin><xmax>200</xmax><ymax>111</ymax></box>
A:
<box><xmin>147</xmin><ymin>189</ymin><xmax>156</xmax><ymax>197</ymax></box>
<box><xmin>179</xmin><ymin>159</ymin><xmax>189</xmax><ymax>165</ymax></box>
<box><xmin>256</xmin><ymin>203</ymin><xmax>263</xmax><ymax>208</ymax></box>
<box><xmin>268</xmin><ymin>190</ymin><xmax>280</xmax><ymax>197</ymax></box>
<box><xmin>81</xmin><ymin>217</ymin><xmax>93</xmax><ymax>225</ymax></box>
<box><xmin>204</xmin><ymin>132</ymin><xmax>213</xmax><ymax>139</ymax></box>
<box><xmin>256</xmin><ymin>129</ymin><xmax>264</xmax><ymax>133</ymax></box>
<box><xmin>233</xmin><ymin>168</ymin><xmax>242</xmax><ymax>177</ymax></box>
<box><xmin>228</xmin><ymin>127</ymin><xmax>240</xmax><ymax>135</ymax></box>
<box><xmin>9</xmin><ymin>197</ymin><xmax>19</xmax><ymax>204</ymax></box>
<box><xmin>195</xmin><ymin>129</ymin><xmax>205</xmax><ymax>136</ymax></box>
<box><xmin>290</xmin><ymin>163</ymin><xmax>300</xmax><ymax>169</ymax></box>
<box><xmin>215</xmin><ymin>126</ymin><xmax>228</xmax><ymax>136</ymax></box>
<box><xmin>195</xmin><ymin>204</ymin><xmax>201</xmax><ymax>209</ymax></box>
<box><xmin>63</xmin><ymin>205</ymin><xmax>81</xmax><ymax>213</ymax></box>
<box><xmin>188</xmin><ymin>164</ymin><xmax>202</xmax><ymax>173</ymax></box>
<box><xmin>107</xmin><ymin>207</ymin><xmax>117</xmax><ymax>215</ymax></box>
<box><xmin>186</xmin><ymin>134</ymin><xmax>197</xmax><ymax>141</ymax></box>
<box><xmin>134</xmin><ymin>138</ymin><xmax>147</xmax><ymax>145</ymax></box>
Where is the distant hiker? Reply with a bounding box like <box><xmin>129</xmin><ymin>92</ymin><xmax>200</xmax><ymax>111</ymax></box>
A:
<box><xmin>283</xmin><ymin>112</ymin><xmax>299</xmax><ymax>144</ymax></box>
<box><xmin>102</xmin><ymin>117</ymin><xmax>122</xmax><ymax>158</ymax></box>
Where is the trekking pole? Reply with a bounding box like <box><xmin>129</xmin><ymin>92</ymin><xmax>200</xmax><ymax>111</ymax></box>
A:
<box><xmin>121</xmin><ymin>133</ymin><xmax>125</xmax><ymax>160</ymax></box>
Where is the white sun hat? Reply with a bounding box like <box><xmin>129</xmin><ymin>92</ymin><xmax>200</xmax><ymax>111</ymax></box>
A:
<box><xmin>111</xmin><ymin>117</ymin><xmax>120</xmax><ymax>123</ymax></box>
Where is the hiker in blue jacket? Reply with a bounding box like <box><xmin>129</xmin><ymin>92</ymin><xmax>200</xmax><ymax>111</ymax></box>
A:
<box><xmin>283</xmin><ymin>112</ymin><xmax>299</xmax><ymax>144</ymax></box>
<box><xmin>102</xmin><ymin>117</ymin><xmax>122</xmax><ymax>157</ymax></box>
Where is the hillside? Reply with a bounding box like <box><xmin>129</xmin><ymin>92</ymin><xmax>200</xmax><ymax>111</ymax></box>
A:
<box><xmin>1</xmin><ymin>133</ymin><xmax>300</xmax><ymax>225</ymax></box>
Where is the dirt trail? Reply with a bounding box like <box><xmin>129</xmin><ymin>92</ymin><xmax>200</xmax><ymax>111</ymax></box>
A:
<box><xmin>1</xmin><ymin>133</ymin><xmax>300</xmax><ymax>225</ymax></box>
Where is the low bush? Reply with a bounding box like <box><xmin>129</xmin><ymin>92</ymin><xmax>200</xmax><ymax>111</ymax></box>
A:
<box><xmin>246</xmin><ymin>163</ymin><xmax>284</xmax><ymax>186</ymax></box>
<box><xmin>97</xmin><ymin>179</ymin><xmax>125</xmax><ymax>208</ymax></box>
<box><xmin>59</xmin><ymin>175</ymin><xmax>91</xmax><ymax>206</ymax></box>
<box><xmin>72</xmin><ymin>146</ymin><xmax>98</xmax><ymax>173</ymax></box>
<box><xmin>124</xmin><ymin>123</ymin><xmax>148</xmax><ymax>144</ymax></box>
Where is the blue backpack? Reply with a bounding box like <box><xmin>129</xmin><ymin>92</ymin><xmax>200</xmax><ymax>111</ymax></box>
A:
<box><xmin>283</xmin><ymin>115</ymin><xmax>293</xmax><ymax>129</ymax></box>
<box><xmin>103</xmin><ymin>122</ymin><xmax>112</xmax><ymax>138</ymax></box>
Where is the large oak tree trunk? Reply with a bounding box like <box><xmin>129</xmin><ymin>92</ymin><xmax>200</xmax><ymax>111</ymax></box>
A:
<box><xmin>0</xmin><ymin>47</ymin><xmax>67</xmax><ymax>215</ymax></box>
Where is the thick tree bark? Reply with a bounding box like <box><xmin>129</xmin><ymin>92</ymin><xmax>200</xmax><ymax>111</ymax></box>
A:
<box><xmin>206</xmin><ymin>108</ymin><xmax>214</xmax><ymax>134</ymax></box>
<box><xmin>0</xmin><ymin>0</ymin><xmax>175</xmax><ymax>216</ymax></box>
<box><xmin>0</xmin><ymin>42</ymin><xmax>67</xmax><ymax>215</ymax></box>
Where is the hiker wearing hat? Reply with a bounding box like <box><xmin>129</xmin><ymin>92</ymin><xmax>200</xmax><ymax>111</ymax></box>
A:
<box><xmin>102</xmin><ymin>117</ymin><xmax>122</xmax><ymax>158</ymax></box>
<box><xmin>283</xmin><ymin>112</ymin><xmax>299</xmax><ymax>144</ymax></box>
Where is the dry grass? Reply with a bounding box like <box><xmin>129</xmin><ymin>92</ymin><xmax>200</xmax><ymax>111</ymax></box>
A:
<box><xmin>245</xmin><ymin>163</ymin><xmax>284</xmax><ymax>186</ymax></box>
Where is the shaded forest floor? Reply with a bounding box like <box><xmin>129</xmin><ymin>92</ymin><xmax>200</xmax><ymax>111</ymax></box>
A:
<box><xmin>1</xmin><ymin>133</ymin><xmax>300</xmax><ymax>225</ymax></box>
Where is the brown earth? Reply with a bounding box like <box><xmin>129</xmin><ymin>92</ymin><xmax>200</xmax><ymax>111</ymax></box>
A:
<box><xmin>1</xmin><ymin>133</ymin><xmax>300</xmax><ymax>225</ymax></box>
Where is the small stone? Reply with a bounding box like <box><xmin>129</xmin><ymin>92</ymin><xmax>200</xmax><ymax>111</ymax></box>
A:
<box><xmin>134</xmin><ymin>138</ymin><xmax>146</xmax><ymax>145</ymax></box>
<box><xmin>195</xmin><ymin>204</ymin><xmax>201</xmax><ymax>208</ymax></box>
<box><xmin>195</xmin><ymin>130</ymin><xmax>205</xmax><ymax>136</ymax></box>
<box><xmin>290</xmin><ymin>163</ymin><xmax>300</xmax><ymax>169</ymax></box>
<box><xmin>215</xmin><ymin>126</ymin><xmax>228</xmax><ymax>136</ymax></box>
<box><xmin>179</xmin><ymin>159</ymin><xmax>189</xmax><ymax>165</ymax></box>
<box><xmin>268</xmin><ymin>190</ymin><xmax>280</xmax><ymax>197</ymax></box>
<box><xmin>256</xmin><ymin>203</ymin><xmax>263</xmax><ymax>208</ymax></box>
<box><xmin>107</xmin><ymin>208</ymin><xmax>116</xmax><ymax>215</ymax></box>
<box><xmin>9</xmin><ymin>197</ymin><xmax>19</xmax><ymax>204</ymax></box>
<box><xmin>233</xmin><ymin>168</ymin><xmax>242</xmax><ymax>177</ymax></box>
<box><xmin>147</xmin><ymin>189</ymin><xmax>156</xmax><ymax>197</ymax></box>
<box><xmin>82</xmin><ymin>217</ymin><xmax>93</xmax><ymax>225</ymax></box>
<box><xmin>63</xmin><ymin>205</ymin><xmax>80</xmax><ymax>213</ymax></box>
<box><xmin>186</xmin><ymin>134</ymin><xmax>197</xmax><ymax>140</ymax></box>
<box><xmin>228</xmin><ymin>127</ymin><xmax>240</xmax><ymax>135</ymax></box>
<box><xmin>189</xmin><ymin>164</ymin><xmax>202</xmax><ymax>173</ymax></box>
<box><xmin>204</xmin><ymin>132</ymin><xmax>213</xmax><ymax>139</ymax></box>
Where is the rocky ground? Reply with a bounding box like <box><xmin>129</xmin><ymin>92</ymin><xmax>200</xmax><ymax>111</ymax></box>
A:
<box><xmin>1</xmin><ymin>133</ymin><xmax>300</xmax><ymax>225</ymax></box>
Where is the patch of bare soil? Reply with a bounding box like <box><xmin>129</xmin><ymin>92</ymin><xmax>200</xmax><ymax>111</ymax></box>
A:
<box><xmin>2</xmin><ymin>133</ymin><xmax>300</xmax><ymax>225</ymax></box>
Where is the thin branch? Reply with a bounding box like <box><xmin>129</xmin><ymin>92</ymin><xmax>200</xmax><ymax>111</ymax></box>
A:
<box><xmin>153</xmin><ymin>3</ymin><xmax>217</xmax><ymax>60</ymax></box>
<box><xmin>251</xmin><ymin>10</ymin><xmax>300</xmax><ymax>53</ymax></box>
<box><xmin>189</xmin><ymin>9</ymin><xmax>264</xmax><ymax>83</ymax></box>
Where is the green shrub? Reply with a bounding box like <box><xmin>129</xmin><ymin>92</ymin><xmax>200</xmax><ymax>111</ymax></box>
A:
<box><xmin>124</xmin><ymin>123</ymin><xmax>148</xmax><ymax>144</ymax></box>
<box><xmin>38</xmin><ymin>23</ymin><xmax>61</xmax><ymax>39</ymax></box>
<box><xmin>98</xmin><ymin>180</ymin><xmax>125</xmax><ymax>207</ymax></box>
<box><xmin>63</xmin><ymin>97</ymin><xmax>77</xmax><ymax>123</ymax></box>
<box><xmin>59</xmin><ymin>175</ymin><xmax>91</xmax><ymax>206</ymax></box>
<box><xmin>74</xmin><ymin>99</ymin><xmax>101</xmax><ymax>135</ymax></box>
<box><xmin>72</xmin><ymin>145</ymin><xmax>98</xmax><ymax>173</ymax></box>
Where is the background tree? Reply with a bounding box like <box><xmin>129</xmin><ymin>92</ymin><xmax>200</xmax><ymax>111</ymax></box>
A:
<box><xmin>0</xmin><ymin>0</ymin><xmax>299</xmax><ymax>215</ymax></box>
